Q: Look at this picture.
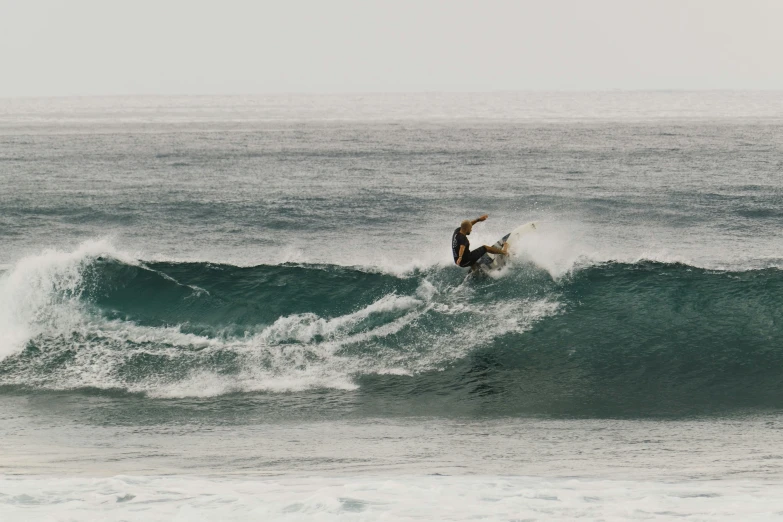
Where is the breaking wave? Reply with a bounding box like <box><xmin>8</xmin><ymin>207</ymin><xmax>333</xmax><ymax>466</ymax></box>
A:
<box><xmin>2</xmin><ymin>240</ymin><xmax>783</xmax><ymax>415</ymax></box>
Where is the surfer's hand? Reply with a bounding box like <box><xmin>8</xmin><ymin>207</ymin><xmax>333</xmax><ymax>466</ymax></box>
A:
<box><xmin>478</xmin><ymin>214</ymin><xmax>488</xmax><ymax>221</ymax></box>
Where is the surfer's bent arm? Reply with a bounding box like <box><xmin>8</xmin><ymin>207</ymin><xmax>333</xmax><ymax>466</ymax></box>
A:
<box><xmin>470</xmin><ymin>214</ymin><xmax>489</xmax><ymax>226</ymax></box>
<box><xmin>456</xmin><ymin>245</ymin><xmax>466</xmax><ymax>265</ymax></box>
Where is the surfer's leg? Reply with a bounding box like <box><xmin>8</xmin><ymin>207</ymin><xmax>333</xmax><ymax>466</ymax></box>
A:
<box><xmin>460</xmin><ymin>246</ymin><xmax>487</xmax><ymax>267</ymax></box>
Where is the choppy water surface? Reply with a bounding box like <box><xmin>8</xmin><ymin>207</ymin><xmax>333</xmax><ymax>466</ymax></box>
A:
<box><xmin>2</xmin><ymin>93</ymin><xmax>783</xmax><ymax>520</ymax></box>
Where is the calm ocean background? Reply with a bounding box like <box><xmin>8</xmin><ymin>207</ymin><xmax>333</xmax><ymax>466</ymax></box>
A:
<box><xmin>2</xmin><ymin>92</ymin><xmax>783</xmax><ymax>520</ymax></box>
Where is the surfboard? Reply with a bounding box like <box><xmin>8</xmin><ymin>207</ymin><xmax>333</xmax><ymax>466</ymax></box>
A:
<box><xmin>475</xmin><ymin>222</ymin><xmax>538</xmax><ymax>272</ymax></box>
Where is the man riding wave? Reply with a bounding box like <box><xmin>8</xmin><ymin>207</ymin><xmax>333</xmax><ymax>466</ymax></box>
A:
<box><xmin>452</xmin><ymin>214</ymin><xmax>508</xmax><ymax>269</ymax></box>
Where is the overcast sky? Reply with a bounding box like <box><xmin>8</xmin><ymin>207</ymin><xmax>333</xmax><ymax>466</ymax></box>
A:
<box><xmin>1</xmin><ymin>0</ymin><xmax>781</xmax><ymax>97</ymax></box>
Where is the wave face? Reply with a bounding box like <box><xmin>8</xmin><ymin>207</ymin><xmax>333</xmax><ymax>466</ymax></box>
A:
<box><xmin>2</xmin><ymin>242</ymin><xmax>783</xmax><ymax>416</ymax></box>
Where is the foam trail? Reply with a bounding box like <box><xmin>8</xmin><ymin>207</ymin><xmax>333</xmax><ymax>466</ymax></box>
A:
<box><xmin>258</xmin><ymin>292</ymin><xmax>423</xmax><ymax>344</ymax></box>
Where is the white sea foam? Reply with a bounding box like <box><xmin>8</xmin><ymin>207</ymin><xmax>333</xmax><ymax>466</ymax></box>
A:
<box><xmin>148</xmin><ymin>291</ymin><xmax>560</xmax><ymax>398</ymax></box>
<box><xmin>258</xmin><ymin>292</ymin><xmax>422</xmax><ymax>345</ymax></box>
<box><xmin>0</xmin><ymin>239</ymin><xmax>139</xmax><ymax>360</ymax></box>
<box><xmin>2</xmin><ymin>473</ymin><xmax>782</xmax><ymax>522</ymax></box>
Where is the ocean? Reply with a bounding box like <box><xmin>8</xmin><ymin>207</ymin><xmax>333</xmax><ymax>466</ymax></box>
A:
<box><xmin>2</xmin><ymin>92</ymin><xmax>783</xmax><ymax>520</ymax></box>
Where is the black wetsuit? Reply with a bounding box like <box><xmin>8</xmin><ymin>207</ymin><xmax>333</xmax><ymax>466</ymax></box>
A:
<box><xmin>452</xmin><ymin>228</ymin><xmax>487</xmax><ymax>267</ymax></box>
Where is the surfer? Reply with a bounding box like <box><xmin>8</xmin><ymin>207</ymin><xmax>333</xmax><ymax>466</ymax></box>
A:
<box><xmin>452</xmin><ymin>214</ymin><xmax>509</xmax><ymax>269</ymax></box>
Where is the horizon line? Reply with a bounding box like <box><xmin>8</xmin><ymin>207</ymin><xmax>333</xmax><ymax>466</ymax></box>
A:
<box><xmin>2</xmin><ymin>88</ymin><xmax>783</xmax><ymax>101</ymax></box>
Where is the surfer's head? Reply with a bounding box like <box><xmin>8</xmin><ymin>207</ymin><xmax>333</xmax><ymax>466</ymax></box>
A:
<box><xmin>460</xmin><ymin>220</ymin><xmax>472</xmax><ymax>234</ymax></box>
